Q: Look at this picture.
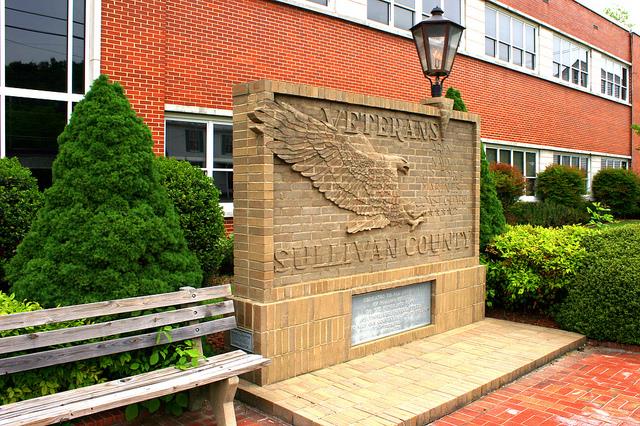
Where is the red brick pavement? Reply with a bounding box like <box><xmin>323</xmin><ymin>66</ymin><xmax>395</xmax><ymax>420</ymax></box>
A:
<box><xmin>78</xmin><ymin>347</ymin><xmax>639</xmax><ymax>426</ymax></box>
<box><xmin>433</xmin><ymin>347</ymin><xmax>640</xmax><ymax>426</ymax></box>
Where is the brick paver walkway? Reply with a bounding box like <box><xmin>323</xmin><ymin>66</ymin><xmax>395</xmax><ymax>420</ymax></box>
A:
<box><xmin>433</xmin><ymin>347</ymin><xmax>640</xmax><ymax>426</ymax></box>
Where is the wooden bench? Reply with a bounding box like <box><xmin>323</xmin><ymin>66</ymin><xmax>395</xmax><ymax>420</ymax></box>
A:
<box><xmin>0</xmin><ymin>285</ymin><xmax>269</xmax><ymax>426</ymax></box>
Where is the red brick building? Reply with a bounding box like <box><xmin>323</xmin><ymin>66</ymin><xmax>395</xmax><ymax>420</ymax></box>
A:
<box><xmin>2</xmin><ymin>0</ymin><xmax>638</xmax><ymax>219</ymax></box>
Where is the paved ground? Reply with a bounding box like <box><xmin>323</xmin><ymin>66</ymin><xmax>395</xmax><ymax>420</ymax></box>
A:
<box><xmin>113</xmin><ymin>347</ymin><xmax>640</xmax><ymax>426</ymax></box>
<box><xmin>433</xmin><ymin>347</ymin><xmax>640</xmax><ymax>426</ymax></box>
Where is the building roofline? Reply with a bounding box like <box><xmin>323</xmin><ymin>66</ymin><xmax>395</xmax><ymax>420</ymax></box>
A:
<box><xmin>574</xmin><ymin>0</ymin><xmax>634</xmax><ymax>34</ymax></box>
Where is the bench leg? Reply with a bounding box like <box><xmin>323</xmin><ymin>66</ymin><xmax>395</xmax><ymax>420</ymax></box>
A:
<box><xmin>208</xmin><ymin>376</ymin><xmax>239</xmax><ymax>426</ymax></box>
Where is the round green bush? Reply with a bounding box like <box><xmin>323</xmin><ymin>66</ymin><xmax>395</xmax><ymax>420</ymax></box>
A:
<box><xmin>489</xmin><ymin>163</ymin><xmax>525</xmax><ymax>209</ymax></box>
<box><xmin>554</xmin><ymin>225</ymin><xmax>640</xmax><ymax>344</ymax></box>
<box><xmin>445</xmin><ymin>87</ymin><xmax>468</xmax><ymax>112</ymax></box>
<box><xmin>155</xmin><ymin>157</ymin><xmax>226</xmax><ymax>282</ymax></box>
<box><xmin>591</xmin><ymin>168</ymin><xmax>640</xmax><ymax>218</ymax></box>
<box><xmin>480</xmin><ymin>147</ymin><xmax>506</xmax><ymax>251</ymax></box>
<box><xmin>7</xmin><ymin>75</ymin><xmax>201</xmax><ymax>307</ymax></box>
<box><xmin>536</xmin><ymin>164</ymin><xmax>586</xmax><ymax>207</ymax></box>
<box><xmin>0</xmin><ymin>158</ymin><xmax>43</xmax><ymax>290</ymax></box>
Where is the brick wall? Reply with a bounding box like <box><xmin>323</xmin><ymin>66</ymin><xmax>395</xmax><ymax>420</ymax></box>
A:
<box><xmin>633</xmin><ymin>33</ymin><xmax>640</xmax><ymax>174</ymax></box>
<box><xmin>101</xmin><ymin>0</ymin><xmax>634</xmax><ymax>158</ymax></box>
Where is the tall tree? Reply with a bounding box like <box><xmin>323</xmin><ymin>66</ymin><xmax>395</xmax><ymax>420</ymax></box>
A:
<box><xmin>8</xmin><ymin>76</ymin><xmax>202</xmax><ymax>307</ymax></box>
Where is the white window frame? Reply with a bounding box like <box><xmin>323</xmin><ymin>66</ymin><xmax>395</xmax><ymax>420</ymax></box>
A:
<box><xmin>600</xmin><ymin>57</ymin><xmax>628</xmax><ymax>102</ymax></box>
<box><xmin>484</xmin><ymin>144</ymin><xmax>538</xmax><ymax>196</ymax></box>
<box><xmin>164</xmin><ymin>113</ymin><xmax>234</xmax><ymax>217</ymax></box>
<box><xmin>552</xmin><ymin>35</ymin><xmax>589</xmax><ymax>89</ymax></box>
<box><xmin>0</xmin><ymin>0</ymin><xmax>100</xmax><ymax>159</ymax></box>
<box><xmin>600</xmin><ymin>157</ymin><xmax>628</xmax><ymax>170</ymax></box>
<box><xmin>484</xmin><ymin>7</ymin><xmax>536</xmax><ymax>71</ymax></box>
<box><xmin>367</xmin><ymin>0</ymin><xmax>463</xmax><ymax>31</ymax></box>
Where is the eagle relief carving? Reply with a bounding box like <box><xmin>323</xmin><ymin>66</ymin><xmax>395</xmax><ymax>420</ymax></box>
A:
<box><xmin>248</xmin><ymin>100</ymin><xmax>429</xmax><ymax>234</ymax></box>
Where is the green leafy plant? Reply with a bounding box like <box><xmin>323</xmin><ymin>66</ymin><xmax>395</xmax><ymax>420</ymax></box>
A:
<box><xmin>445</xmin><ymin>87</ymin><xmax>468</xmax><ymax>112</ymax></box>
<box><xmin>586</xmin><ymin>202</ymin><xmax>614</xmax><ymax>228</ymax></box>
<box><xmin>535</xmin><ymin>164</ymin><xmax>586</xmax><ymax>207</ymax></box>
<box><xmin>507</xmin><ymin>200</ymin><xmax>589</xmax><ymax>227</ymax></box>
<box><xmin>217</xmin><ymin>233</ymin><xmax>234</xmax><ymax>276</ymax></box>
<box><xmin>155</xmin><ymin>157</ymin><xmax>226</xmax><ymax>283</ymax></box>
<box><xmin>484</xmin><ymin>225</ymin><xmax>594</xmax><ymax>312</ymax></box>
<box><xmin>7</xmin><ymin>75</ymin><xmax>201</xmax><ymax>308</ymax></box>
<box><xmin>554</xmin><ymin>225</ymin><xmax>640</xmax><ymax>344</ymax></box>
<box><xmin>480</xmin><ymin>147</ymin><xmax>506</xmax><ymax>251</ymax></box>
<box><xmin>489</xmin><ymin>163</ymin><xmax>525</xmax><ymax>210</ymax></box>
<box><xmin>0</xmin><ymin>158</ymin><xmax>43</xmax><ymax>291</ymax></box>
<box><xmin>591</xmin><ymin>168</ymin><xmax>640</xmax><ymax>218</ymax></box>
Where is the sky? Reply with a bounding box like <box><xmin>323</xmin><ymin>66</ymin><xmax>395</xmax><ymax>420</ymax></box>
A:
<box><xmin>577</xmin><ymin>0</ymin><xmax>640</xmax><ymax>30</ymax></box>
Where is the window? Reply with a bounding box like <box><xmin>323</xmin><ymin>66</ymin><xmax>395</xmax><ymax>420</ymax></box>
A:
<box><xmin>485</xmin><ymin>146</ymin><xmax>537</xmax><ymax>195</ymax></box>
<box><xmin>601</xmin><ymin>157</ymin><xmax>628</xmax><ymax>170</ymax></box>
<box><xmin>601</xmin><ymin>58</ymin><xmax>628</xmax><ymax>101</ymax></box>
<box><xmin>165</xmin><ymin>118</ymin><xmax>233</xmax><ymax>206</ymax></box>
<box><xmin>1</xmin><ymin>0</ymin><xmax>90</xmax><ymax>188</ymax></box>
<box><xmin>306</xmin><ymin>0</ymin><xmax>328</xmax><ymax>5</ymax></box>
<box><xmin>368</xmin><ymin>0</ymin><xmax>462</xmax><ymax>30</ymax></box>
<box><xmin>485</xmin><ymin>8</ymin><xmax>535</xmax><ymax>70</ymax></box>
<box><xmin>554</xmin><ymin>154</ymin><xmax>589</xmax><ymax>172</ymax></box>
<box><xmin>553</xmin><ymin>36</ymin><xmax>588</xmax><ymax>88</ymax></box>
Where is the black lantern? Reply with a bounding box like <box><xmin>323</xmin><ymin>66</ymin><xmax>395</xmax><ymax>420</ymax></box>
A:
<box><xmin>411</xmin><ymin>7</ymin><xmax>465</xmax><ymax>97</ymax></box>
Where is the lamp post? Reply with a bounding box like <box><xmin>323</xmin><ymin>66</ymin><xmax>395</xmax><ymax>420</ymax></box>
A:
<box><xmin>411</xmin><ymin>7</ymin><xmax>465</xmax><ymax>98</ymax></box>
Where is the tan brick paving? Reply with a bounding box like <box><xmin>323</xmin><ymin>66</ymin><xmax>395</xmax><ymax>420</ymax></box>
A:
<box><xmin>238</xmin><ymin>319</ymin><xmax>584</xmax><ymax>425</ymax></box>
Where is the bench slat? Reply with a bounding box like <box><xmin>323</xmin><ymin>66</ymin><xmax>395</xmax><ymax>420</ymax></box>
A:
<box><xmin>0</xmin><ymin>350</ymin><xmax>249</xmax><ymax>415</ymax></box>
<box><xmin>0</xmin><ymin>353</ymin><xmax>271</xmax><ymax>426</ymax></box>
<box><xmin>0</xmin><ymin>316</ymin><xmax>237</xmax><ymax>375</ymax></box>
<box><xmin>0</xmin><ymin>300</ymin><xmax>234</xmax><ymax>355</ymax></box>
<box><xmin>0</xmin><ymin>285</ymin><xmax>231</xmax><ymax>332</ymax></box>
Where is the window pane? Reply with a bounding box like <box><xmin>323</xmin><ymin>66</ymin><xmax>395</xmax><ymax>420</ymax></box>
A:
<box><xmin>213</xmin><ymin>125</ymin><xmax>233</xmax><ymax>169</ymax></box>
<box><xmin>5</xmin><ymin>0</ymin><xmax>68</xmax><ymax>92</ymax></box>
<box><xmin>571</xmin><ymin>157</ymin><xmax>579</xmax><ymax>168</ymax></box>
<box><xmin>485</xmin><ymin>37</ymin><xmax>496</xmax><ymax>57</ymax></box>
<box><xmin>368</xmin><ymin>0</ymin><xmax>390</xmax><ymax>24</ymax></box>
<box><xmin>73</xmin><ymin>0</ymin><xmax>86</xmax><ymax>94</ymax></box>
<box><xmin>213</xmin><ymin>171</ymin><xmax>233</xmax><ymax>203</ymax></box>
<box><xmin>394</xmin><ymin>6</ymin><xmax>414</xmax><ymax>30</ymax></box>
<box><xmin>307</xmin><ymin>0</ymin><xmax>328</xmax><ymax>4</ymax></box>
<box><xmin>561</xmin><ymin>66</ymin><xmax>569</xmax><ymax>81</ymax></box>
<box><xmin>526</xmin><ymin>152</ymin><xmax>536</xmax><ymax>177</ymax></box>
<box><xmin>486</xmin><ymin>148</ymin><xmax>497</xmax><ymax>164</ymax></box>
<box><xmin>499</xmin><ymin>42</ymin><xmax>509</xmax><ymax>61</ymax></box>
<box><xmin>553</xmin><ymin>63</ymin><xmax>560</xmax><ymax>78</ymax></box>
<box><xmin>525</xmin><ymin>52</ymin><xmax>534</xmax><ymax>69</ymax></box>
<box><xmin>512</xmin><ymin>20</ymin><xmax>523</xmax><ymax>48</ymax></box>
<box><xmin>581</xmin><ymin>72</ymin><xmax>588</xmax><ymax>88</ymax></box>
<box><xmin>166</xmin><ymin>121</ymin><xmax>207</xmax><ymax>168</ymax></box>
<box><xmin>513</xmin><ymin>151</ymin><xmax>524</xmax><ymax>173</ymax></box>
<box><xmin>485</xmin><ymin>8</ymin><xmax>496</xmax><ymax>38</ymax></box>
<box><xmin>499</xmin><ymin>149</ymin><xmax>511</xmax><ymax>164</ymax></box>
<box><xmin>572</xmin><ymin>69</ymin><xmax>579</xmax><ymax>85</ymax></box>
<box><xmin>499</xmin><ymin>13</ymin><xmax>510</xmax><ymax>42</ymax></box>
<box><xmin>443</xmin><ymin>0</ymin><xmax>461</xmax><ymax>24</ymax></box>
<box><xmin>622</xmin><ymin>88</ymin><xmax>627</xmax><ymax>100</ymax></box>
<box><xmin>423</xmin><ymin>0</ymin><xmax>440</xmax><ymax>14</ymax></box>
<box><xmin>562</xmin><ymin>155</ymin><xmax>571</xmax><ymax>166</ymax></box>
<box><xmin>525</xmin><ymin>25</ymin><xmax>535</xmax><ymax>52</ymax></box>
<box><xmin>561</xmin><ymin>40</ymin><xmax>571</xmax><ymax>66</ymax></box>
<box><xmin>6</xmin><ymin>97</ymin><xmax>67</xmax><ymax>188</ymax></box>
<box><xmin>513</xmin><ymin>48</ymin><xmax>522</xmax><ymax>66</ymax></box>
<box><xmin>553</xmin><ymin>37</ymin><xmax>560</xmax><ymax>62</ymax></box>
<box><xmin>397</xmin><ymin>0</ymin><xmax>415</xmax><ymax>8</ymax></box>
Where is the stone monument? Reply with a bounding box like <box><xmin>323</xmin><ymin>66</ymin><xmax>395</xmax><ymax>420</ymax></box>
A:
<box><xmin>232</xmin><ymin>80</ymin><xmax>485</xmax><ymax>385</ymax></box>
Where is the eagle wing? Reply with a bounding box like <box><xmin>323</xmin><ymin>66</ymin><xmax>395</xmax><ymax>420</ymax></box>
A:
<box><xmin>248</xmin><ymin>100</ymin><xmax>402</xmax><ymax>219</ymax></box>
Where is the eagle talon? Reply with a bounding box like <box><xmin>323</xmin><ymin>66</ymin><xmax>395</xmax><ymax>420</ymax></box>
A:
<box><xmin>409</xmin><ymin>217</ymin><xmax>425</xmax><ymax>231</ymax></box>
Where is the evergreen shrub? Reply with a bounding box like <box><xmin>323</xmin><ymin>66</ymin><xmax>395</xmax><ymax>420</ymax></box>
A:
<box><xmin>445</xmin><ymin>87</ymin><xmax>468</xmax><ymax>112</ymax></box>
<box><xmin>155</xmin><ymin>157</ymin><xmax>226</xmax><ymax>282</ymax></box>
<box><xmin>535</xmin><ymin>164</ymin><xmax>586</xmax><ymax>206</ymax></box>
<box><xmin>7</xmin><ymin>76</ymin><xmax>201</xmax><ymax>307</ymax></box>
<box><xmin>480</xmin><ymin>147</ymin><xmax>506</xmax><ymax>251</ymax></box>
<box><xmin>0</xmin><ymin>158</ymin><xmax>43</xmax><ymax>290</ymax></box>
<box><xmin>489</xmin><ymin>163</ymin><xmax>525</xmax><ymax>209</ymax></box>
<box><xmin>554</xmin><ymin>225</ymin><xmax>640</xmax><ymax>344</ymax></box>
<box><xmin>484</xmin><ymin>224</ymin><xmax>594</xmax><ymax>312</ymax></box>
<box><xmin>591</xmin><ymin>168</ymin><xmax>640</xmax><ymax>218</ymax></box>
<box><xmin>507</xmin><ymin>200</ymin><xmax>589</xmax><ymax>227</ymax></box>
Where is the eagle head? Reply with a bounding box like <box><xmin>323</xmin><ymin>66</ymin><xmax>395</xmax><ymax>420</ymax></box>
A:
<box><xmin>391</xmin><ymin>155</ymin><xmax>410</xmax><ymax>175</ymax></box>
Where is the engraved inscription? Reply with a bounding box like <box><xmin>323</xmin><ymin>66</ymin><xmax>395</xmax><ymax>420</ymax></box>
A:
<box><xmin>351</xmin><ymin>282</ymin><xmax>432</xmax><ymax>345</ymax></box>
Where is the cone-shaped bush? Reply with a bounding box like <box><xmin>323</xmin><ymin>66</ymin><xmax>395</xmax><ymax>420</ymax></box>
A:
<box><xmin>480</xmin><ymin>146</ymin><xmax>506</xmax><ymax>251</ymax></box>
<box><xmin>7</xmin><ymin>76</ymin><xmax>202</xmax><ymax>307</ymax></box>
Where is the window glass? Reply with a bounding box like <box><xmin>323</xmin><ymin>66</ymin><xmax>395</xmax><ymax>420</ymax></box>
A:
<box><xmin>166</xmin><ymin>121</ymin><xmax>207</xmax><ymax>168</ymax></box>
<box><xmin>513</xmin><ymin>151</ymin><xmax>524</xmax><ymax>173</ymax></box>
<box><xmin>553</xmin><ymin>36</ymin><xmax>589</xmax><ymax>88</ymax></box>
<box><xmin>498</xmin><ymin>13</ymin><xmax>510</xmax><ymax>42</ymax></box>
<box><xmin>394</xmin><ymin>5</ymin><xmax>414</xmax><ymax>30</ymax></box>
<box><xmin>6</xmin><ymin>97</ymin><xmax>67</xmax><ymax>188</ymax></box>
<box><xmin>5</xmin><ymin>0</ymin><xmax>68</xmax><ymax>92</ymax></box>
<box><xmin>368</xmin><ymin>0</ymin><xmax>390</xmax><ymax>24</ymax></box>
<box><xmin>307</xmin><ymin>0</ymin><xmax>328</xmax><ymax>5</ymax></box>
<box><xmin>73</xmin><ymin>0</ymin><xmax>86</xmax><ymax>94</ymax></box>
<box><xmin>214</xmin><ymin>171</ymin><xmax>233</xmax><ymax>203</ymax></box>
<box><xmin>486</xmin><ymin>7</ymin><xmax>535</xmax><ymax>69</ymax></box>
<box><xmin>485</xmin><ymin>38</ymin><xmax>496</xmax><ymax>57</ymax></box>
<box><xmin>512</xmin><ymin>20</ymin><xmax>523</xmax><ymax>48</ymax></box>
<box><xmin>485</xmin><ymin>8</ymin><xmax>496</xmax><ymax>38</ymax></box>
<box><xmin>442</xmin><ymin>0</ymin><xmax>461</xmax><ymax>24</ymax></box>
<box><xmin>486</xmin><ymin>148</ymin><xmax>497</xmax><ymax>164</ymax></box>
<box><xmin>600</xmin><ymin>57</ymin><xmax>628</xmax><ymax>101</ymax></box>
<box><xmin>525</xmin><ymin>152</ymin><xmax>536</xmax><ymax>178</ymax></box>
<box><xmin>213</xmin><ymin>124</ymin><xmax>233</xmax><ymax>169</ymax></box>
<box><xmin>499</xmin><ymin>149</ymin><xmax>510</xmax><ymax>164</ymax></box>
